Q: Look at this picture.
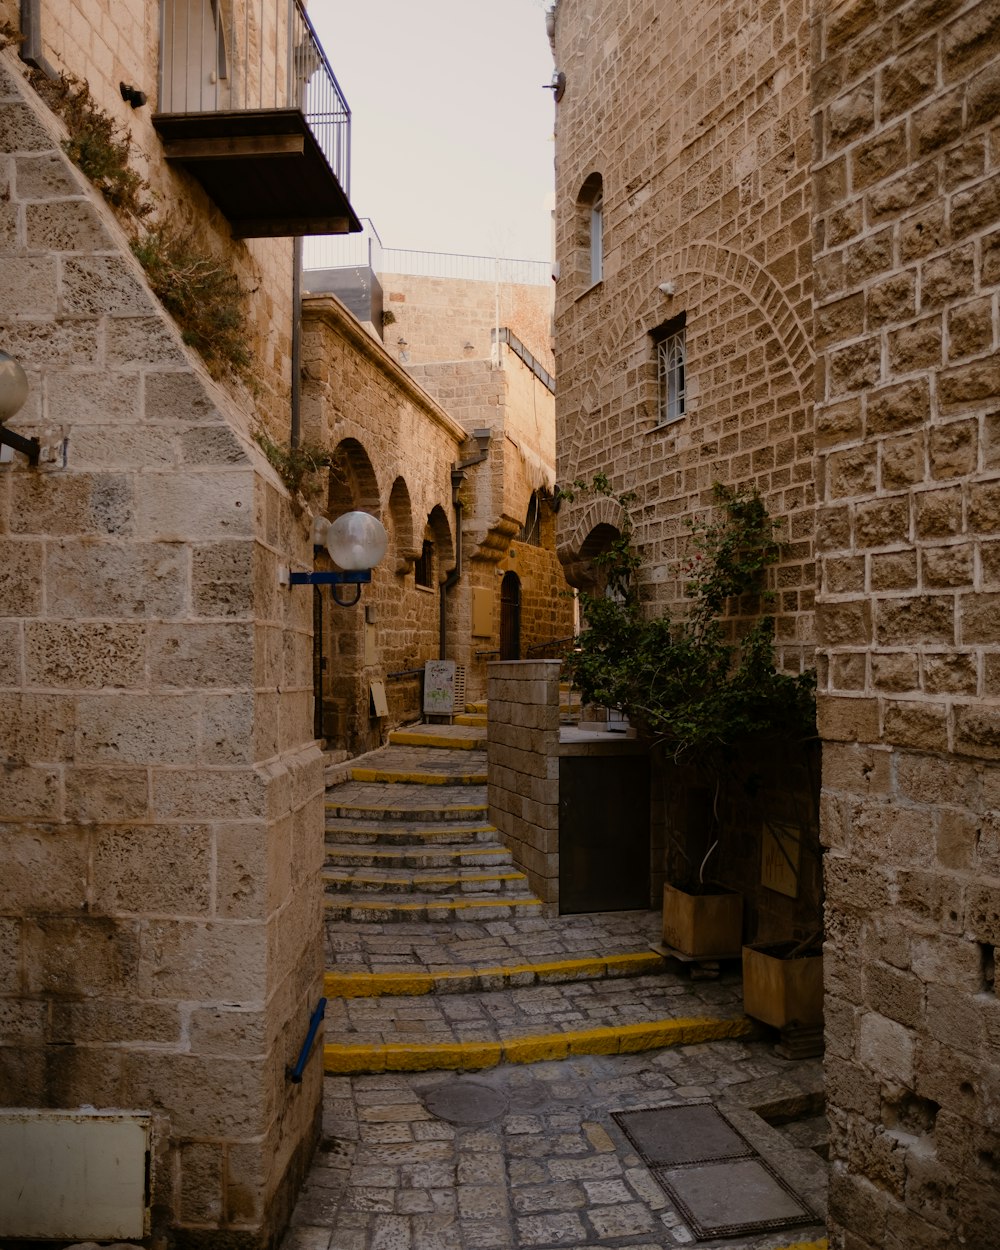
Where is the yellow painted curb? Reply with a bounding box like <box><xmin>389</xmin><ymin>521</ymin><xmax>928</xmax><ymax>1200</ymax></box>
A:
<box><xmin>324</xmin><ymin>1015</ymin><xmax>753</xmax><ymax>1074</ymax></box>
<box><xmin>775</xmin><ymin>1242</ymin><xmax>827</xmax><ymax>1250</ymax></box>
<box><xmin>324</xmin><ymin>896</ymin><xmax>542</xmax><ymax>915</ymax></box>
<box><xmin>350</xmin><ymin>768</ymin><xmax>487</xmax><ymax>785</ymax></box>
<box><xmin>325</xmin><ymin>871</ymin><xmax>526</xmax><ymax>890</ymax></box>
<box><xmin>389</xmin><ymin>731</ymin><xmax>486</xmax><ymax>750</ymax></box>
<box><xmin>324</xmin><ymin>951</ymin><xmax>667</xmax><ymax>998</ymax></box>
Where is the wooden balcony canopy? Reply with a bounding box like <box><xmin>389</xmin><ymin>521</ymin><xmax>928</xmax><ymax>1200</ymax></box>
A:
<box><xmin>153</xmin><ymin>109</ymin><xmax>361</xmax><ymax>239</ymax></box>
<box><xmin>154</xmin><ymin>0</ymin><xmax>360</xmax><ymax>238</ymax></box>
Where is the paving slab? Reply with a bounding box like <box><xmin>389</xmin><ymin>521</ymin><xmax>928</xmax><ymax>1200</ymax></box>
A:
<box><xmin>282</xmin><ymin>1043</ymin><xmax>828</xmax><ymax>1250</ymax></box>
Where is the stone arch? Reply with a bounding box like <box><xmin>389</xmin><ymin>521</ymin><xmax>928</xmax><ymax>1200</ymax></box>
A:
<box><xmin>388</xmin><ymin>476</ymin><xmax>417</xmax><ymax>573</ymax></box>
<box><xmin>560</xmin><ymin>241</ymin><xmax>812</xmax><ymax>485</ymax></box>
<box><xmin>558</xmin><ymin>495</ymin><xmax>626</xmax><ymax>589</ymax></box>
<box><xmin>328</xmin><ymin>437</ymin><xmax>380</xmax><ymax>515</ymax></box>
<box><xmin>423</xmin><ymin>503</ymin><xmax>455</xmax><ymax>580</ymax></box>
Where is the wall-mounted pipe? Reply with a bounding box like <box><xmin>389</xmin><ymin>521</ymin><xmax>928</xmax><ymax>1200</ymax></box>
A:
<box><xmin>439</xmin><ymin>430</ymin><xmax>491</xmax><ymax>660</ymax></box>
<box><xmin>286</xmin><ymin>997</ymin><xmax>326</xmax><ymax>1084</ymax></box>
<box><xmin>19</xmin><ymin>0</ymin><xmax>58</xmax><ymax>78</ymax></box>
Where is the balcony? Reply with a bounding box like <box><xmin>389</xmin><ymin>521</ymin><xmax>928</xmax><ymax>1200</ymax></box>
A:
<box><xmin>153</xmin><ymin>0</ymin><xmax>361</xmax><ymax>239</ymax></box>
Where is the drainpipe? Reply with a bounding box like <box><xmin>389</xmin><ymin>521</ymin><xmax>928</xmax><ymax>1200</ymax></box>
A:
<box><xmin>19</xmin><ymin>0</ymin><xmax>58</xmax><ymax>78</ymax></box>
<box><xmin>290</xmin><ymin>236</ymin><xmax>303</xmax><ymax>448</ymax></box>
<box><xmin>439</xmin><ymin>429</ymin><xmax>491</xmax><ymax>660</ymax></box>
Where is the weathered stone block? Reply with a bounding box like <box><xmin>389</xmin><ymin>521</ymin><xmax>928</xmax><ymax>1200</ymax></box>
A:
<box><xmin>78</xmin><ymin>692</ymin><xmax>202</xmax><ymax>765</ymax></box>
<box><xmin>93</xmin><ymin>823</ymin><xmax>212</xmax><ymax>915</ymax></box>
<box><xmin>883</xmin><ymin>700</ymin><xmax>949</xmax><ymax>752</ymax></box>
<box><xmin>24</xmin><ymin>915</ymin><xmax>141</xmax><ymax>996</ymax></box>
<box><xmin>61</xmin><ymin>255</ymin><xmax>152</xmax><ymax>317</ymax></box>
<box><xmin>46</xmin><ymin>541</ymin><xmax>188</xmax><ymax>619</ymax></box>
<box><xmin>24</xmin><ymin>621</ymin><xmax>147</xmax><ymax>688</ymax></box>
<box><xmin>876</xmin><ymin>596</ymin><xmax>955</xmax><ymax>646</ymax></box>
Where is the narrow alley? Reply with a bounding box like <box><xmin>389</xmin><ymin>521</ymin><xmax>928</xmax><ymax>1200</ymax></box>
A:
<box><xmin>280</xmin><ymin>711</ymin><xmax>828</xmax><ymax>1250</ymax></box>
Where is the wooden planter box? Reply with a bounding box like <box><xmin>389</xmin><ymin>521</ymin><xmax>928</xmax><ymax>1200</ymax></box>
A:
<box><xmin>661</xmin><ymin>882</ymin><xmax>743</xmax><ymax>957</ymax></box>
<box><xmin>742</xmin><ymin>941</ymin><xmax>823</xmax><ymax>1028</ymax></box>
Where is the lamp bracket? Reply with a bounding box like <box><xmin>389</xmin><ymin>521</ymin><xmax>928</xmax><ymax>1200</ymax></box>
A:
<box><xmin>0</xmin><ymin>426</ymin><xmax>40</xmax><ymax>466</ymax></box>
<box><xmin>288</xmin><ymin>570</ymin><xmax>371</xmax><ymax>587</ymax></box>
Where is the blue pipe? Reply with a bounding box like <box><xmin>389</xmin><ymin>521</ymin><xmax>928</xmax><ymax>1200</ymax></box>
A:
<box><xmin>287</xmin><ymin>997</ymin><xmax>326</xmax><ymax>1084</ymax></box>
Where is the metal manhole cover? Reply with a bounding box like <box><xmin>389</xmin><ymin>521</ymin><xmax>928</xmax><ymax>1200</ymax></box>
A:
<box><xmin>613</xmin><ymin>1104</ymin><xmax>754</xmax><ymax>1166</ymax></box>
<box><xmin>422</xmin><ymin>1080</ymin><xmax>509</xmax><ymax>1124</ymax></box>
<box><xmin>655</xmin><ymin>1156</ymin><xmax>814</xmax><ymax>1239</ymax></box>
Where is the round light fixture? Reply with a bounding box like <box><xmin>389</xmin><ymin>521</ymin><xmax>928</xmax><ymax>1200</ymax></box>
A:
<box><xmin>324</xmin><ymin>510</ymin><xmax>388</xmax><ymax>571</ymax></box>
<box><xmin>0</xmin><ymin>351</ymin><xmax>29</xmax><ymax>424</ymax></box>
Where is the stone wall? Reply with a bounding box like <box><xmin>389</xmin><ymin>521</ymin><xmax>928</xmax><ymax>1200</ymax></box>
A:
<box><xmin>19</xmin><ymin>0</ymin><xmax>295</xmax><ymax>434</ymax></box>
<box><xmin>0</xmin><ymin>52</ymin><xmax>322</xmax><ymax>1245</ymax></box>
<box><xmin>381</xmin><ymin>271</ymin><xmax>554</xmax><ymax>375</ymax></box>
<box><xmin>300</xmin><ymin>295</ymin><xmax>468</xmax><ymax>750</ymax></box>
<box><xmin>487</xmin><ymin>660</ymin><xmax>562</xmax><ymax>903</ymax></box>
<box><xmin>551</xmin><ymin>0</ymin><xmax>815</xmax><ymax>677</ymax></box>
<box><xmin>813</xmin><ymin>1</ymin><xmax>1000</xmax><ymax>1245</ymax></box>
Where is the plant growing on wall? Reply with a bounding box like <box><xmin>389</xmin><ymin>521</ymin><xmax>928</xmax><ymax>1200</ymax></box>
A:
<box><xmin>132</xmin><ymin>224</ymin><xmax>255</xmax><ymax>384</ymax></box>
<box><xmin>252</xmin><ymin>427</ymin><xmax>344</xmax><ymax>502</ymax></box>
<box><xmin>563</xmin><ymin>477</ymin><xmax>816</xmax><ymax>756</ymax></box>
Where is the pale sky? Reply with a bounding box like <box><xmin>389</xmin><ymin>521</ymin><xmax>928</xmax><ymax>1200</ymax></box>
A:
<box><xmin>310</xmin><ymin>0</ymin><xmax>556</xmax><ymax>262</ymax></box>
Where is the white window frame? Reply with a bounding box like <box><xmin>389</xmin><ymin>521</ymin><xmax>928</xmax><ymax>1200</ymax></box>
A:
<box><xmin>655</xmin><ymin>327</ymin><xmax>686</xmax><ymax>426</ymax></box>
<box><xmin>590</xmin><ymin>194</ymin><xmax>603</xmax><ymax>285</ymax></box>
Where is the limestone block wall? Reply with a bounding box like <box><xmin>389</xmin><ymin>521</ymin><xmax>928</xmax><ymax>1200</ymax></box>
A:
<box><xmin>0</xmin><ymin>55</ymin><xmax>322</xmax><ymax>1245</ymax></box>
<box><xmin>551</xmin><ymin>0</ymin><xmax>815</xmax><ymax>676</ymax></box>
<box><xmin>16</xmin><ymin>0</ymin><xmax>295</xmax><ymax>434</ymax></box>
<box><xmin>487</xmin><ymin>660</ymin><xmax>562</xmax><ymax>903</ymax></box>
<box><xmin>382</xmin><ymin>272</ymin><xmax>554</xmax><ymax>375</ymax></box>
<box><xmin>300</xmin><ymin>295</ymin><xmax>468</xmax><ymax>750</ymax></box>
<box><xmin>813</xmin><ymin>1</ymin><xmax>1000</xmax><ymax>1245</ymax></box>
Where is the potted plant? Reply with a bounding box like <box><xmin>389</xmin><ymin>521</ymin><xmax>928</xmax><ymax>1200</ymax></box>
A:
<box><xmin>561</xmin><ymin>478</ymin><xmax>818</xmax><ymax>961</ymax></box>
<box><xmin>742</xmin><ymin>933</ymin><xmax>823</xmax><ymax>1028</ymax></box>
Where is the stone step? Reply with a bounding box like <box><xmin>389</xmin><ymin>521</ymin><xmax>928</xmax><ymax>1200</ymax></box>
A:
<box><xmin>465</xmin><ymin>701</ymin><xmax>487</xmax><ymax>715</ymax></box>
<box><xmin>454</xmin><ymin>713</ymin><xmax>487</xmax><ymax>727</ymax></box>
<box><xmin>324</xmin><ymin>894</ymin><xmax>545</xmax><ymax>924</ymax></box>
<box><xmin>388</xmin><ymin>724</ymin><xmax>486</xmax><ymax>750</ymax></box>
<box><xmin>323</xmin><ymin>949</ymin><xmax>669</xmax><ymax>997</ymax></box>
<box><xmin>325</xmin><ymin>780</ymin><xmax>487</xmax><ymax>823</ymax></box>
<box><xmin>323</xmin><ymin>865</ymin><xmax>531</xmax><ymax>896</ymax></box>
<box><xmin>325</xmin><ymin>842</ymin><xmax>513</xmax><ymax>869</ymax></box>
<box><xmin>323</xmin><ymin>969</ymin><xmax>752</xmax><ymax>1073</ymax></box>
<box><xmin>350</xmin><ymin>764</ymin><xmax>487</xmax><ymax>785</ymax></box>
<box><xmin>325</xmin><ymin>819</ymin><xmax>497</xmax><ymax>845</ymax></box>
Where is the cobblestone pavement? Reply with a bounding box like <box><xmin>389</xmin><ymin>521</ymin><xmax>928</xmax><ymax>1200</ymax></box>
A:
<box><xmin>325</xmin><ymin>912</ymin><xmax>666</xmax><ymax>974</ymax></box>
<box><xmin>326</xmin><ymin>969</ymin><xmax>746</xmax><ymax>1048</ymax></box>
<box><xmin>282</xmin><ymin>1041</ymin><xmax>827</xmax><ymax>1250</ymax></box>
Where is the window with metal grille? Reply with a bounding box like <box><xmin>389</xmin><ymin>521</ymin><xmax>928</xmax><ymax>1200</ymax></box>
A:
<box><xmin>414</xmin><ymin>540</ymin><xmax>433</xmax><ymax>587</ymax></box>
<box><xmin>652</xmin><ymin>314</ymin><xmax>686</xmax><ymax>426</ymax></box>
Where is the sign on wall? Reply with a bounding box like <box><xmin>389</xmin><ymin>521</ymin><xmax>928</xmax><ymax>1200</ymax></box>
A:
<box><xmin>423</xmin><ymin>660</ymin><xmax>457</xmax><ymax>716</ymax></box>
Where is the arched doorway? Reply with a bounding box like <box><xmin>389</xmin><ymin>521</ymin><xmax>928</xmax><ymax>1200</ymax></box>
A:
<box><xmin>500</xmin><ymin>571</ymin><xmax>521</xmax><ymax>660</ymax></box>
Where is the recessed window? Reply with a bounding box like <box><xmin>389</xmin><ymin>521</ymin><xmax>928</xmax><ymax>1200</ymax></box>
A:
<box><xmin>414</xmin><ymin>540</ymin><xmax>433</xmax><ymax>588</ymax></box>
<box><xmin>519</xmin><ymin>493</ymin><xmax>542</xmax><ymax>547</ymax></box>
<box><xmin>590</xmin><ymin>194</ymin><xmax>603</xmax><ymax>285</ymax></box>
<box><xmin>577</xmin><ymin>172</ymin><xmax>604</xmax><ymax>290</ymax></box>
<box><xmin>652</xmin><ymin>313</ymin><xmax>686</xmax><ymax>426</ymax></box>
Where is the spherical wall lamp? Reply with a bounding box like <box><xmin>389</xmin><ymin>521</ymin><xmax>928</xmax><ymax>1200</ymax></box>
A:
<box><xmin>286</xmin><ymin>510</ymin><xmax>389</xmax><ymax>607</ymax></box>
<box><xmin>0</xmin><ymin>351</ymin><xmax>39</xmax><ymax>465</ymax></box>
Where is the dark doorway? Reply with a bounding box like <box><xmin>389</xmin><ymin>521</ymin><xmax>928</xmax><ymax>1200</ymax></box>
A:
<box><xmin>559</xmin><ymin>754</ymin><xmax>650</xmax><ymax>913</ymax></box>
<box><xmin>500</xmin><ymin>571</ymin><xmax>521</xmax><ymax>660</ymax></box>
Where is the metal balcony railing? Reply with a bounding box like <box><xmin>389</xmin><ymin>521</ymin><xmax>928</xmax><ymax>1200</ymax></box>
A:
<box><xmin>303</xmin><ymin>235</ymin><xmax>551</xmax><ymax>286</ymax></box>
<box><xmin>158</xmin><ymin>0</ymin><xmax>351</xmax><ymax>196</ymax></box>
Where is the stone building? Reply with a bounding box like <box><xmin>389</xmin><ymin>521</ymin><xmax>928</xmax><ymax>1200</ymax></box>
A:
<box><xmin>549</xmin><ymin>0</ymin><xmax>1000</xmax><ymax>1245</ymax></box>
<box><xmin>0</xmin><ymin>0</ymin><xmax>345</xmax><ymax>1240</ymax></box>
<box><xmin>0</xmin><ymin>2</ymin><xmax>570</xmax><ymax>1240</ymax></box>
<box><xmin>302</xmin><ymin>243</ymin><xmax>573</xmax><ymax>751</ymax></box>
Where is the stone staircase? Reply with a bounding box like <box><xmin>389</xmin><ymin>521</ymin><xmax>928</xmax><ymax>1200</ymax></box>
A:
<box><xmin>320</xmin><ymin>701</ymin><xmax>756</xmax><ymax>1076</ymax></box>
<box><xmin>323</xmin><ymin>704</ymin><xmax>544</xmax><ymax>923</ymax></box>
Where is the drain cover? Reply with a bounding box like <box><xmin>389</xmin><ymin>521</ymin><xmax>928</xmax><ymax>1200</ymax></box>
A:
<box><xmin>655</xmin><ymin>1157</ymin><xmax>814</xmax><ymax>1238</ymax></box>
<box><xmin>613</xmin><ymin>1104</ymin><xmax>754</xmax><ymax>1166</ymax></box>
<box><xmin>422</xmin><ymin>1080</ymin><xmax>509</xmax><ymax>1125</ymax></box>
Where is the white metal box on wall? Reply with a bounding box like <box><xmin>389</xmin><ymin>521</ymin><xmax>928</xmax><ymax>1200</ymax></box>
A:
<box><xmin>0</xmin><ymin>1109</ymin><xmax>151</xmax><ymax>1239</ymax></box>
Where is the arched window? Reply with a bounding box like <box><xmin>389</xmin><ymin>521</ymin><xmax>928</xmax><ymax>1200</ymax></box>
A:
<box><xmin>519</xmin><ymin>492</ymin><xmax>543</xmax><ymax>547</ymax></box>
<box><xmin>577</xmin><ymin>172</ymin><xmax>604</xmax><ymax>288</ymax></box>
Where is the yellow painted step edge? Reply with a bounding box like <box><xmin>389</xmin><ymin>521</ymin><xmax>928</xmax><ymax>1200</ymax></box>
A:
<box><xmin>324</xmin><ymin>1015</ymin><xmax>755</xmax><ymax>1073</ymax></box>
<box><xmin>351</xmin><ymin>768</ymin><xmax>487</xmax><ymax>785</ymax></box>
<box><xmin>324</xmin><ymin>896</ymin><xmax>542</xmax><ymax>914</ymax></box>
<box><xmin>324</xmin><ymin>871</ymin><xmax>527</xmax><ymax>889</ymax></box>
<box><xmin>774</xmin><ymin>1242</ymin><xmax>827</xmax><ymax>1250</ymax></box>
<box><xmin>388</xmin><ymin>732</ymin><xmax>486</xmax><ymax>750</ymax></box>
<box><xmin>325</xmin><ymin>952</ymin><xmax>666</xmax><ymax>998</ymax></box>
